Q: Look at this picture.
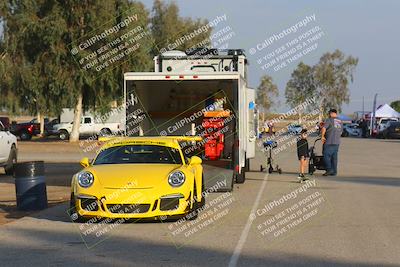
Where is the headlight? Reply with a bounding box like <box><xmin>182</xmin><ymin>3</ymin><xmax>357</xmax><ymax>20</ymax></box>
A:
<box><xmin>77</xmin><ymin>172</ymin><xmax>94</xmax><ymax>188</ymax></box>
<box><xmin>168</xmin><ymin>171</ymin><xmax>185</xmax><ymax>187</ymax></box>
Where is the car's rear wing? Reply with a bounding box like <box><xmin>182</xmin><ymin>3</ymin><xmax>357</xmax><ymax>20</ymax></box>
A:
<box><xmin>159</xmin><ymin>136</ymin><xmax>203</xmax><ymax>142</ymax></box>
<box><xmin>98</xmin><ymin>136</ymin><xmax>202</xmax><ymax>143</ymax></box>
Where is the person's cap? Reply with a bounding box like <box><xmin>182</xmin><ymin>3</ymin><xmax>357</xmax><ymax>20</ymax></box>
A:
<box><xmin>328</xmin><ymin>108</ymin><xmax>337</xmax><ymax>114</ymax></box>
<box><xmin>300</xmin><ymin>129</ymin><xmax>308</xmax><ymax>134</ymax></box>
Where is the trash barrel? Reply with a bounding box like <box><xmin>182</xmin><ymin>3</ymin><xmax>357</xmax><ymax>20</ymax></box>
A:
<box><xmin>14</xmin><ymin>161</ymin><xmax>48</xmax><ymax>210</ymax></box>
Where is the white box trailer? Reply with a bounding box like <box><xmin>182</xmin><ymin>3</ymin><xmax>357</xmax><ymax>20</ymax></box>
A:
<box><xmin>123</xmin><ymin>50</ymin><xmax>256</xmax><ymax>190</ymax></box>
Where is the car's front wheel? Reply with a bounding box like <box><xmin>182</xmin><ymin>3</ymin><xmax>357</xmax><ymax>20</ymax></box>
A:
<box><xmin>59</xmin><ymin>130</ymin><xmax>69</xmax><ymax>141</ymax></box>
<box><xmin>69</xmin><ymin>194</ymin><xmax>85</xmax><ymax>223</ymax></box>
<box><xmin>187</xmin><ymin>183</ymin><xmax>205</xmax><ymax>221</ymax></box>
<box><xmin>99</xmin><ymin>128</ymin><xmax>112</xmax><ymax>137</ymax></box>
<box><xmin>20</xmin><ymin>131</ymin><xmax>32</xmax><ymax>141</ymax></box>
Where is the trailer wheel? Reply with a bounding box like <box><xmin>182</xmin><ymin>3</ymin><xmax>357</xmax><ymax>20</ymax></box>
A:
<box><xmin>199</xmin><ymin>175</ymin><xmax>206</xmax><ymax>208</ymax></box>
<box><xmin>244</xmin><ymin>158</ymin><xmax>250</xmax><ymax>172</ymax></box>
<box><xmin>235</xmin><ymin>168</ymin><xmax>245</xmax><ymax>184</ymax></box>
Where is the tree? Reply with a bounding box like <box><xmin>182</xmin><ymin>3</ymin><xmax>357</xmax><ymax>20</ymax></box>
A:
<box><xmin>285</xmin><ymin>62</ymin><xmax>316</xmax><ymax>123</ymax></box>
<box><xmin>1</xmin><ymin>0</ymin><xmax>154</xmax><ymax>141</ymax></box>
<box><xmin>151</xmin><ymin>0</ymin><xmax>211</xmax><ymax>54</ymax></box>
<box><xmin>256</xmin><ymin>75</ymin><xmax>279</xmax><ymax>121</ymax></box>
<box><xmin>1</xmin><ymin>0</ymin><xmax>213</xmax><ymax>142</ymax></box>
<box><xmin>390</xmin><ymin>100</ymin><xmax>400</xmax><ymax>113</ymax></box>
<box><xmin>313</xmin><ymin>49</ymin><xmax>358</xmax><ymax>120</ymax></box>
<box><xmin>0</xmin><ymin>0</ymin><xmax>69</xmax><ymax>135</ymax></box>
<box><xmin>60</xmin><ymin>0</ymin><xmax>122</xmax><ymax>142</ymax></box>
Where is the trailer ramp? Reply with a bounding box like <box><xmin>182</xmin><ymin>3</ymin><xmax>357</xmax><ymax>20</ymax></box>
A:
<box><xmin>203</xmin><ymin>164</ymin><xmax>233</xmax><ymax>192</ymax></box>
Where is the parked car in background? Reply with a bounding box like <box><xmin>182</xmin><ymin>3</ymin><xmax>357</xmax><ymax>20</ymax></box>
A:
<box><xmin>52</xmin><ymin>116</ymin><xmax>123</xmax><ymax>140</ymax></box>
<box><xmin>0</xmin><ymin>121</ymin><xmax>17</xmax><ymax>175</ymax></box>
<box><xmin>342</xmin><ymin>123</ymin><xmax>361</xmax><ymax>137</ymax></box>
<box><xmin>10</xmin><ymin>117</ymin><xmax>58</xmax><ymax>140</ymax></box>
<box><xmin>0</xmin><ymin>117</ymin><xmax>11</xmax><ymax>130</ymax></box>
<box><xmin>377</xmin><ymin>118</ymin><xmax>399</xmax><ymax>134</ymax></box>
<box><xmin>45</xmin><ymin>118</ymin><xmax>60</xmax><ymax>136</ymax></box>
<box><xmin>379</xmin><ymin>121</ymin><xmax>400</xmax><ymax>139</ymax></box>
<box><xmin>287</xmin><ymin>124</ymin><xmax>303</xmax><ymax>135</ymax></box>
<box><xmin>10</xmin><ymin>118</ymin><xmax>41</xmax><ymax>140</ymax></box>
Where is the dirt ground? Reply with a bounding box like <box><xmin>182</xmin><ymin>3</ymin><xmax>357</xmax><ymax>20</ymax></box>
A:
<box><xmin>0</xmin><ymin>140</ymin><xmax>94</xmax><ymax>225</ymax></box>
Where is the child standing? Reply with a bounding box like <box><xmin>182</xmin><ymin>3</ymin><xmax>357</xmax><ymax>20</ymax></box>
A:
<box><xmin>296</xmin><ymin>129</ymin><xmax>309</xmax><ymax>181</ymax></box>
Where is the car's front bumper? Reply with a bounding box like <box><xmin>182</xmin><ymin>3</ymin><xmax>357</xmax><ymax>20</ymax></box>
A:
<box><xmin>74</xmin><ymin>190</ymin><xmax>193</xmax><ymax>219</ymax></box>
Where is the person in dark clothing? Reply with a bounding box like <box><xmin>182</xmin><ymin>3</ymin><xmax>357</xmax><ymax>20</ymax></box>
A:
<box><xmin>296</xmin><ymin>129</ymin><xmax>309</xmax><ymax>181</ymax></box>
<box><xmin>321</xmin><ymin>109</ymin><xmax>343</xmax><ymax>176</ymax></box>
<box><xmin>360</xmin><ymin>119</ymin><xmax>368</xmax><ymax>138</ymax></box>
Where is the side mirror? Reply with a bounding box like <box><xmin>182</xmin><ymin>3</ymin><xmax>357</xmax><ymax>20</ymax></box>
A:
<box><xmin>80</xmin><ymin>157</ymin><xmax>90</xmax><ymax>168</ymax></box>
<box><xmin>189</xmin><ymin>156</ymin><xmax>202</xmax><ymax>165</ymax></box>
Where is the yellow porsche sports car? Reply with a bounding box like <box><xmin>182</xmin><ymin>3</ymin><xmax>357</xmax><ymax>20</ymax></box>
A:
<box><xmin>69</xmin><ymin>136</ymin><xmax>205</xmax><ymax>222</ymax></box>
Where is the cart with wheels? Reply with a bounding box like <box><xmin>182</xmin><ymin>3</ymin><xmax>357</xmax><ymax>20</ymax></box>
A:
<box><xmin>308</xmin><ymin>138</ymin><xmax>326</xmax><ymax>175</ymax></box>
<box><xmin>260</xmin><ymin>140</ymin><xmax>282</xmax><ymax>174</ymax></box>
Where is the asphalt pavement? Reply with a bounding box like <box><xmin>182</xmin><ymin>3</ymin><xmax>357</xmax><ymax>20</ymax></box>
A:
<box><xmin>0</xmin><ymin>137</ymin><xmax>399</xmax><ymax>267</ymax></box>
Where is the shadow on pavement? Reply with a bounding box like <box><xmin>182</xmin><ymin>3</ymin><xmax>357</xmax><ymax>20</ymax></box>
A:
<box><xmin>0</xmin><ymin>223</ymin><xmax>395</xmax><ymax>267</ymax></box>
<box><xmin>43</xmin><ymin>163</ymin><xmax>82</xmax><ymax>187</ymax></box>
<box><xmin>378</xmin><ymin>140</ymin><xmax>400</xmax><ymax>143</ymax></box>
<box><xmin>319</xmin><ymin>175</ymin><xmax>400</xmax><ymax>187</ymax></box>
<box><xmin>0</xmin><ymin>163</ymin><xmax>80</xmax><ymax>186</ymax></box>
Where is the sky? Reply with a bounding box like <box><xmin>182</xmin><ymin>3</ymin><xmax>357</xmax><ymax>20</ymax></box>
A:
<box><xmin>1</xmin><ymin>1</ymin><xmax>398</xmax><ymax>114</ymax></box>
<box><xmin>141</xmin><ymin>0</ymin><xmax>400</xmax><ymax>114</ymax></box>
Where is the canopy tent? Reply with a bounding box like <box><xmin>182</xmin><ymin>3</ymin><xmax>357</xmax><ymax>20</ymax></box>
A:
<box><xmin>366</xmin><ymin>104</ymin><xmax>400</xmax><ymax>119</ymax></box>
<box><xmin>337</xmin><ymin>114</ymin><xmax>353</xmax><ymax>123</ymax></box>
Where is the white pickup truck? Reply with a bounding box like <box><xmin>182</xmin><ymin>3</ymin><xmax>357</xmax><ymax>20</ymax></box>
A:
<box><xmin>378</xmin><ymin>118</ymin><xmax>399</xmax><ymax>134</ymax></box>
<box><xmin>0</xmin><ymin>121</ymin><xmax>17</xmax><ymax>175</ymax></box>
<box><xmin>52</xmin><ymin>116</ymin><xmax>123</xmax><ymax>140</ymax></box>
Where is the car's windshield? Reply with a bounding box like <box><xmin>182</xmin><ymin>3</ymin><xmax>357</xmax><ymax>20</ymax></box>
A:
<box><xmin>382</xmin><ymin>119</ymin><xmax>397</xmax><ymax>124</ymax></box>
<box><xmin>93</xmin><ymin>145</ymin><xmax>183</xmax><ymax>165</ymax></box>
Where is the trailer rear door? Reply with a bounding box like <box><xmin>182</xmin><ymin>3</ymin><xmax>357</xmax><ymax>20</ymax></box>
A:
<box><xmin>246</xmin><ymin>88</ymin><xmax>256</xmax><ymax>159</ymax></box>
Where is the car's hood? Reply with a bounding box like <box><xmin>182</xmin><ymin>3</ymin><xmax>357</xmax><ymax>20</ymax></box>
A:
<box><xmin>87</xmin><ymin>164</ymin><xmax>182</xmax><ymax>189</ymax></box>
<box><xmin>14</xmin><ymin>122</ymin><xmax>34</xmax><ymax>127</ymax></box>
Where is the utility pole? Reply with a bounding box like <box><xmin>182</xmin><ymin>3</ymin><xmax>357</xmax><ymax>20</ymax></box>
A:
<box><xmin>370</xmin><ymin>93</ymin><xmax>378</xmax><ymax>136</ymax></box>
<box><xmin>362</xmin><ymin>96</ymin><xmax>365</xmax><ymax>119</ymax></box>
